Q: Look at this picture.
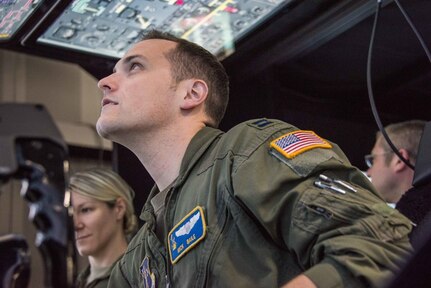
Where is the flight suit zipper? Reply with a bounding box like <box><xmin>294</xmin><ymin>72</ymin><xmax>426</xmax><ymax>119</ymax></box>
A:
<box><xmin>163</xmin><ymin>186</ymin><xmax>177</xmax><ymax>287</ymax></box>
<box><xmin>202</xmin><ymin>203</ymin><xmax>231</xmax><ymax>287</ymax></box>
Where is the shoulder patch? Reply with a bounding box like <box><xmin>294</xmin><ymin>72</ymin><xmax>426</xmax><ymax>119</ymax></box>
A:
<box><xmin>270</xmin><ymin>130</ymin><xmax>332</xmax><ymax>159</ymax></box>
<box><xmin>247</xmin><ymin>118</ymin><xmax>275</xmax><ymax>129</ymax></box>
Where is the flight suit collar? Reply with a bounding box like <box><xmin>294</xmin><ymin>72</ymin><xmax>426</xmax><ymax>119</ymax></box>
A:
<box><xmin>140</xmin><ymin>185</ymin><xmax>160</xmax><ymax>221</ymax></box>
<box><xmin>139</xmin><ymin>126</ymin><xmax>223</xmax><ymax>220</ymax></box>
<box><xmin>174</xmin><ymin>126</ymin><xmax>223</xmax><ymax>188</ymax></box>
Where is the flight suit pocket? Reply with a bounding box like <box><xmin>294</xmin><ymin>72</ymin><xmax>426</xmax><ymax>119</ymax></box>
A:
<box><xmin>293</xmin><ymin>187</ymin><xmax>410</xmax><ymax>241</ymax></box>
<box><xmin>293</xmin><ymin>188</ymin><xmax>376</xmax><ymax>236</ymax></box>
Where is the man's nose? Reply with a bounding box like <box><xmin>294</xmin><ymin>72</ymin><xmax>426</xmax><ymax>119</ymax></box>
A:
<box><xmin>98</xmin><ymin>73</ymin><xmax>116</xmax><ymax>92</ymax></box>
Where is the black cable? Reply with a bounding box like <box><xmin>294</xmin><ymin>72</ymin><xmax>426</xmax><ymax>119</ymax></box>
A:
<box><xmin>366</xmin><ymin>0</ymin><xmax>415</xmax><ymax>170</ymax></box>
<box><xmin>394</xmin><ymin>0</ymin><xmax>431</xmax><ymax>63</ymax></box>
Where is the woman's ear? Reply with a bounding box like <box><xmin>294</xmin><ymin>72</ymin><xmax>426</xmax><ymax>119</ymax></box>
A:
<box><xmin>180</xmin><ymin>79</ymin><xmax>208</xmax><ymax>110</ymax></box>
<box><xmin>115</xmin><ymin>198</ymin><xmax>126</xmax><ymax>221</ymax></box>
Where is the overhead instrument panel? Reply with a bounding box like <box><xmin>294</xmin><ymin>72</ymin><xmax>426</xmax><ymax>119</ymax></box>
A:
<box><xmin>37</xmin><ymin>0</ymin><xmax>288</xmax><ymax>59</ymax></box>
<box><xmin>0</xmin><ymin>0</ymin><xmax>43</xmax><ymax>42</ymax></box>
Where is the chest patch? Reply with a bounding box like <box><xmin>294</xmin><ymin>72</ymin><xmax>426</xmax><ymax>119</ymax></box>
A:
<box><xmin>270</xmin><ymin>130</ymin><xmax>332</xmax><ymax>159</ymax></box>
<box><xmin>168</xmin><ymin>206</ymin><xmax>207</xmax><ymax>264</ymax></box>
<box><xmin>140</xmin><ymin>257</ymin><xmax>156</xmax><ymax>288</ymax></box>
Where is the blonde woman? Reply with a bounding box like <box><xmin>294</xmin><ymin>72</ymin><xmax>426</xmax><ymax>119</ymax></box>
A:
<box><xmin>69</xmin><ymin>168</ymin><xmax>138</xmax><ymax>288</ymax></box>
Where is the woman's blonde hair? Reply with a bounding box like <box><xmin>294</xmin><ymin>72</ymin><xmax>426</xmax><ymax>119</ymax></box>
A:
<box><xmin>68</xmin><ymin>168</ymin><xmax>138</xmax><ymax>236</ymax></box>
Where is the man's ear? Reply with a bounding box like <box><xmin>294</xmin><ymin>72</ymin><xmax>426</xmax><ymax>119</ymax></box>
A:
<box><xmin>180</xmin><ymin>79</ymin><xmax>208</xmax><ymax>110</ymax></box>
<box><xmin>393</xmin><ymin>148</ymin><xmax>410</xmax><ymax>172</ymax></box>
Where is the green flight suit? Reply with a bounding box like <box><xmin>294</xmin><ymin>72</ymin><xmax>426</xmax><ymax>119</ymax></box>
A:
<box><xmin>108</xmin><ymin>119</ymin><xmax>412</xmax><ymax>288</ymax></box>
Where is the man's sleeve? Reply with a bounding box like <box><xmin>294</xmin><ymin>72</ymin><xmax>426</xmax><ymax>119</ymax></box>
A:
<box><xmin>231</xmin><ymin>127</ymin><xmax>413</xmax><ymax>287</ymax></box>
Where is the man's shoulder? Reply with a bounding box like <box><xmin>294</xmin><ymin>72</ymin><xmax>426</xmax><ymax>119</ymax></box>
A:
<box><xmin>229</xmin><ymin>118</ymin><xmax>296</xmax><ymax>134</ymax></box>
<box><xmin>222</xmin><ymin>118</ymin><xmax>296</xmax><ymax>146</ymax></box>
<box><xmin>217</xmin><ymin>118</ymin><xmax>353</xmax><ymax>178</ymax></box>
<box><xmin>209</xmin><ymin>118</ymin><xmax>292</xmax><ymax>159</ymax></box>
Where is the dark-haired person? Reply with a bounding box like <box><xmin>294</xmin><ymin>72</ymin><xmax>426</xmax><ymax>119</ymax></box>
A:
<box><xmin>96</xmin><ymin>30</ymin><xmax>412</xmax><ymax>288</ymax></box>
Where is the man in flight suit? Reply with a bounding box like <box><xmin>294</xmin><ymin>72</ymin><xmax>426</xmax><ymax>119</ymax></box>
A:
<box><xmin>96</xmin><ymin>30</ymin><xmax>412</xmax><ymax>288</ymax></box>
<box><xmin>366</xmin><ymin>120</ymin><xmax>425</xmax><ymax>205</ymax></box>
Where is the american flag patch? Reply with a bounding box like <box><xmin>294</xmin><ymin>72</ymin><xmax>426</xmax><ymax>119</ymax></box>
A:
<box><xmin>270</xmin><ymin>130</ymin><xmax>332</xmax><ymax>159</ymax></box>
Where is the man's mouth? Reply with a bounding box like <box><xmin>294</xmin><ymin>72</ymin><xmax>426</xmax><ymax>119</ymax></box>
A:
<box><xmin>102</xmin><ymin>98</ymin><xmax>118</xmax><ymax>107</ymax></box>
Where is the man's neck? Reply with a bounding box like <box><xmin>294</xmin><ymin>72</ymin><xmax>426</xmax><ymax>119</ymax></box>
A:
<box><xmin>126</xmin><ymin>121</ymin><xmax>206</xmax><ymax>191</ymax></box>
<box><xmin>399</xmin><ymin>176</ymin><xmax>414</xmax><ymax>197</ymax></box>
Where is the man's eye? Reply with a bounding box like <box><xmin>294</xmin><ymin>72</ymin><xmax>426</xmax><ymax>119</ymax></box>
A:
<box><xmin>130</xmin><ymin>63</ymin><xmax>142</xmax><ymax>71</ymax></box>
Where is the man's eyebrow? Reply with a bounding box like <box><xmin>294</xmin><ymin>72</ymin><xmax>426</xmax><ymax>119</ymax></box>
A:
<box><xmin>113</xmin><ymin>54</ymin><xmax>147</xmax><ymax>73</ymax></box>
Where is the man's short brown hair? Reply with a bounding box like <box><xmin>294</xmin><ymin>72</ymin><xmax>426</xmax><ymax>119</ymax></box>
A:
<box><xmin>377</xmin><ymin>120</ymin><xmax>426</xmax><ymax>165</ymax></box>
<box><xmin>142</xmin><ymin>30</ymin><xmax>229</xmax><ymax>128</ymax></box>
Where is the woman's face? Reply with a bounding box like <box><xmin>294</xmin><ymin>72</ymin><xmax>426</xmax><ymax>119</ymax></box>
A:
<box><xmin>71</xmin><ymin>192</ymin><xmax>123</xmax><ymax>258</ymax></box>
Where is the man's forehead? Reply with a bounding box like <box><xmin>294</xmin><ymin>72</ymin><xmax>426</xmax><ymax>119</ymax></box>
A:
<box><xmin>126</xmin><ymin>39</ymin><xmax>176</xmax><ymax>57</ymax></box>
<box><xmin>114</xmin><ymin>39</ymin><xmax>176</xmax><ymax>69</ymax></box>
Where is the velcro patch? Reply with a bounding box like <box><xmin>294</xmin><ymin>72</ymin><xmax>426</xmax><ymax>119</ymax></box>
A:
<box><xmin>248</xmin><ymin>118</ymin><xmax>275</xmax><ymax>129</ymax></box>
<box><xmin>140</xmin><ymin>257</ymin><xmax>156</xmax><ymax>288</ymax></box>
<box><xmin>168</xmin><ymin>206</ymin><xmax>206</xmax><ymax>264</ymax></box>
<box><xmin>270</xmin><ymin>130</ymin><xmax>332</xmax><ymax>159</ymax></box>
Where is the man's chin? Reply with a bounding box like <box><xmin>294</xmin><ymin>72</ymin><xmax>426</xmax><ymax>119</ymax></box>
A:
<box><xmin>96</xmin><ymin>121</ymin><xmax>114</xmax><ymax>140</ymax></box>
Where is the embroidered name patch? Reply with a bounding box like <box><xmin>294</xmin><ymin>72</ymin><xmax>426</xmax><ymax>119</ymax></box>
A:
<box><xmin>168</xmin><ymin>206</ymin><xmax>207</xmax><ymax>264</ymax></box>
<box><xmin>270</xmin><ymin>130</ymin><xmax>332</xmax><ymax>159</ymax></box>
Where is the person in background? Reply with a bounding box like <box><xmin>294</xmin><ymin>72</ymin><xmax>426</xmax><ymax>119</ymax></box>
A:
<box><xmin>365</xmin><ymin>120</ymin><xmax>426</xmax><ymax>205</ymax></box>
<box><xmin>69</xmin><ymin>168</ymin><xmax>138</xmax><ymax>288</ymax></box>
<box><xmin>96</xmin><ymin>30</ymin><xmax>412</xmax><ymax>288</ymax></box>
